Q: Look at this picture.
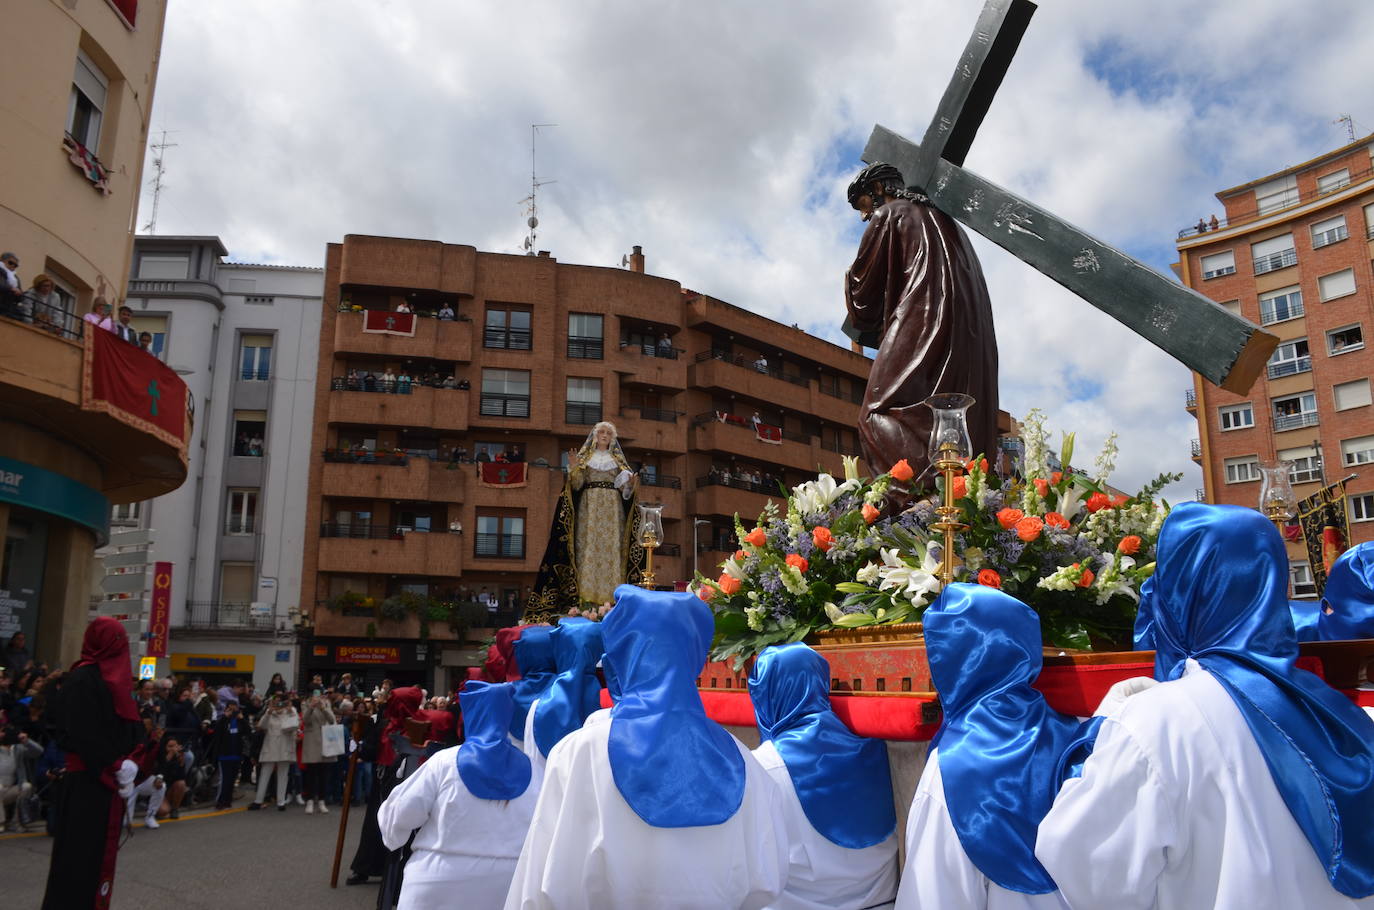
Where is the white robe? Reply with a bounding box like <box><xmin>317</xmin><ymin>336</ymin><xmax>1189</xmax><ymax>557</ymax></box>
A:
<box><xmin>752</xmin><ymin>740</ymin><xmax>898</xmax><ymax>910</ymax></box>
<box><xmin>505</xmin><ymin>717</ymin><xmax>790</xmax><ymax>909</ymax></box>
<box><xmin>1036</xmin><ymin>659</ymin><xmax>1374</xmax><ymax>910</ymax></box>
<box><xmin>379</xmin><ymin>744</ymin><xmax>542</xmax><ymax>910</ymax></box>
<box><xmin>895</xmin><ymin>747</ymin><xmax>1070</xmax><ymax>910</ymax></box>
<box><xmin>521</xmin><ymin>697</ymin><xmax>549</xmax><ymax>779</ymax></box>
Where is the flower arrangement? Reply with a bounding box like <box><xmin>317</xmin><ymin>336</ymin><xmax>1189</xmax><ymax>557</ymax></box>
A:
<box><xmin>694</xmin><ymin>409</ymin><xmax>1180</xmax><ymax>665</ymax></box>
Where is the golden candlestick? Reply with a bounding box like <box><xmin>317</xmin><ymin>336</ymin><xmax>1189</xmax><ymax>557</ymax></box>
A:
<box><xmin>641</xmin><ymin>529</ymin><xmax>659</xmax><ymax>589</ymax></box>
<box><xmin>923</xmin><ymin>393</ymin><xmax>976</xmax><ymax>589</ymax></box>
<box><xmin>637</xmin><ymin>503</ymin><xmax>664</xmax><ymax>590</ymax></box>
<box><xmin>929</xmin><ymin>446</ymin><xmax>967</xmax><ymax>588</ymax></box>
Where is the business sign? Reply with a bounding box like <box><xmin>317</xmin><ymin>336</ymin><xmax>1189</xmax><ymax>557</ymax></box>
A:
<box><xmin>0</xmin><ymin>456</ymin><xmax>110</xmax><ymax>545</ymax></box>
<box><xmin>170</xmin><ymin>653</ymin><xmax>256</xmax><ymax>673</ymax></box>
<box><xmin>336</xmin><ymin>645</ymin><xmax>401</xmax><ymax>665</ymax></box>
<box><xmin>138</xmin><ymin>657</ymin><xmax>157</xmax><ymax>680</ymax></box>
<box><xmin>146</xmin><ymin>562</ymin><xmax>172</xmax><ymax>658</ymax></box>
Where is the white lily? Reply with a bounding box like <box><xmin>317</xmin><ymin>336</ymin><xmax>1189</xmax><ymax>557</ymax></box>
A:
<box><xmin>842</xmin><ymin>455</ymin><xmax>862</xmax><ymax>483</ymax></box>
<box><xmin>856</xmin><ymin>561</ymin><xmax>881</xmax><ymax>584</ymax></box>
<box><xmin>824</xmin><ymin>602</ymin><xmax>845</xmax><ymax>623</ymax></box>
<box><xmin>877</xmin><ymin>548</ymin><xmax>941</xmax><ymax>602</ymax></box>
<box><xmin>721</xmin><ymin>556</ymin><xmax>746</xmax><ymax>581</ymax></box>
<box><xmin>1056</xmin><ymin>485</ymin><xmax>1084</xmax><ymax>522</ymax></box>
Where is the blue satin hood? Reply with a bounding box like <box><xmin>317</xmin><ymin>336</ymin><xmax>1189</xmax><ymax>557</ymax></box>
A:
<box><xmin>926</xmin><ymin>583</ymin><xmax>1098</xmax><ymax>894</ymax></box>
<box><xmin>1321</xmin><ymin>542</ymin><xmax>1374</xmax><ymax>641</ymax></box>
<box><xmin>531</xmin><ymin>617</ymin><xmax>604</xmax><ymax>757</ymax></box>
<box><xmin>456</xmin><ymin>681</ymin><xmax>532</xmax><ymax>800</ymax></box>
<box><xmin>749</xmin><ymin>643</ymin><xmax>895</xmax><ymax>848</ymax></box>
<box><xmin>1147</xmin><ymin>502</ymin><xmax>1374</xmax><ymax>898</ymax></box>
<box><xmin>1290</xmin><ymin>599</ymin><xmax>1322</xmax><ymax>642</ymax></box>
<box><xmin>605</xmin><ymin>584</ymin><xmax>745</xmax><ymax>827</ymax></box>
<box><xmin>510</xmin><ymin>626</ymin><xmax>556</xmax><ymax>739</ymax></box>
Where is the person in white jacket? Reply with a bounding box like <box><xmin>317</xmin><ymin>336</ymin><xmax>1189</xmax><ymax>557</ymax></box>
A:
<box><xmin>379</xmin><ymin>681</ymin><xmax>540</xmax><ymax>910</ymax></box>
<box><xmin>249</xmin><ymin>694</ymin><xmax>299</xmax><ymax>811</ymax></box>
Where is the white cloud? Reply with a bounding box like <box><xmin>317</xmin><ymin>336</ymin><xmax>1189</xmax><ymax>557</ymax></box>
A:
<box><xmin>140</xmin><ymin>0</ymin><xmax>1374</xmax><ymax>504</ymax></box>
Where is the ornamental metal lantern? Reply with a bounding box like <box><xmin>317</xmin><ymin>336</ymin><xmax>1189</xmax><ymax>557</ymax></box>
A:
<box><xmin>1258</xmin><ymin>461</ymin><xmax>1297</xmax><ymax>530</ymax></box>
<box><xmin>638</xmin><ymin>503</ymin><xmax>664</xmax><ymax>589</ymax></box>
<box><xmin>924</xmin><ymin>393</ymin><xmax>976</xmax><ymax>587</ymax></box>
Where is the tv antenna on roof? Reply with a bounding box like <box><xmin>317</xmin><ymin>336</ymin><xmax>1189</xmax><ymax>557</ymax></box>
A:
<box><xmin>1334</xmin><ymin>114</ymin><xmax>1356</xmax><ymax>142</ymax></box>
<box><xmin>141</xmin><ymin>129</ymin><xmax>179</xmax><ymax>234</ymax></box>
<box><xmin>519</xmin><ymin>123</ymin><xmax>557</xmax><ymax>255</ymax></box>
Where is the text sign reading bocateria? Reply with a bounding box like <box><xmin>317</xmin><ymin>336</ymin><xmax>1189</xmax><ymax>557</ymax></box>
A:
<box><xmin>337</xmin><ymin>645</ymin><xmax>401</xmax><ymax>664</ymax></box>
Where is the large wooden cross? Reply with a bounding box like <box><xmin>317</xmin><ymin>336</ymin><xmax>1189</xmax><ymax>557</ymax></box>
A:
<box><xmin>860</xmin><ymin>0</ymin><xmax>1276</xmax><ymax>393</ymax></box>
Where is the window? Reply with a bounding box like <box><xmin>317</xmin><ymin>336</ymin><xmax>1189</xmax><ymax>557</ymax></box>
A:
<box><xmin>1366</xmin><ymin>203</ymin><xmax>1374</xmax><ymax>240</ymax></box>
<box><xmin>1327</xmin><ymin>324</ymin><xmax>1364</xmax><ymax>355</ymax></box>
<box><xmin>220</xmin><ymin>563</ymin><xmax>255</xmax><ymax>603</ymax></box>
<box><xmin>1251</xmin><ymin>234</ymin><xmax>1296</xmax><ymax>275</ymax></box>
<box><xmin>131</xmin><ymin>314</ymin><xmax>167</xmax><ymax>359</ymax></box>
<box><xmin>137</xmin><ymin>255</ymin><xmax>189</xmax><ymax>280</ymax></box>
<box><xmin>1317</xmin><ymin>169</ymin><xmax>1350</xmax><ymax>194</ymax></box>
<box><xmin>1219</xmin><ymin>403</ymin><xmax>1254</xmax><ymax>430</ymax></box>
<box><xmin>226</xmin><ymin>489</ymin><xmax>258</xmax><ymax>535</ymax></box>
<box><xmin>1351</xmin><ymin>494</ymin><xmax>1374</xmax><ymax>523</ymax></box>
<box><xmin>475</xmin><ymin>513</ymin><xmax>525</xmax><ymax>559</ymax></box>
<box><xmin>1225</xmin><ymin>455</ymin><xmax>1260</xmax><ymax>484</ymax></box>
<box><xmin>1272</xmin><ymin>392</ymin><xmax>1318</xmax><ymax>431</ymax></box>
<box><xmin>67</xmin><ymin>49</ymin><xmax>108</xmax><ymax>151</ymax></box>
<box><xmin>1259</xmin><ymin>286</ymin><xmax>1303</xmax><ymax>325</ymax></box>
<box><xmin>567</xmin><ymin>313</ymin><xmax>604</xmax><ymax>359</ymax></box>
<box><xmin>479</xmin><ymin>368</ymin><xmax>530</xmax><ymax>417</ymax></box>
<box><xmin>1310</xmin><ymin>214</ymin><xmax>1348</xmax><ymax>248</ymax></box>
<box><xmin>1342</xmin><ymin>435</ymin><xmax>1374</xmax><ymax>467</ymax></box>
<box><xmin>1200</xmin><ymin>251</ymin><xmax>1236</xmax><ymax>279</ymax></box>
<box><xmin>1334</xmin><ymin>378</ymin><xmax>1371</xmax><ymax>411</ymax></box>
<box><xmin>1318</xmin><ymin>268</ymin><xmax>1356</xmax><ymax>301</ymax></box>
<box><xmin>1279</xmin><ymin>446</ymin><xmax>1321</xmax><ymax>484</ymax></box>
<box><xmin>1255</xmin><ymin>174</ymin><xmax>1298</xmax><ymax>215</ymax></box>
<box><xmin>111</xmin><ymin>501</ymin><xmax>142</xmax><ymax>525</ymax></box>
<box><xmin>1291</xmin><ymin>562</ymin><xmax>1318</xmax><ymax>599</ymax></box>
<box><xmin>395</xmin><ymin>510</ymin><xmax>433</xmax><ymax>533</ymax></box>
<box><xmin>1266</xmin><ymin>338</ymin><xmax>1310</xmax><ymax>379</ymax></box>
<box><xmin>240</xmin><ymin>334</ymin><xmax>272</xmax><ymax>380</ymax></box>
<box><xmin>565</xmin><ymin>378</ymin><xmax>602</xmax><ymax>425</ymax></box>
<box><xmin>484</xmin><ymin>307</ymin><xmax>532</xmax><ymax>350</ymax></box>
<box><xmin>233</xmin><ymin>411</ymin><xmax>266</xmax><ymax>456</ymax></box>
<box><xmin>1219</xmin><ymin>299</ymin><xmax>1242</xmax><ymax>316</ymax></box>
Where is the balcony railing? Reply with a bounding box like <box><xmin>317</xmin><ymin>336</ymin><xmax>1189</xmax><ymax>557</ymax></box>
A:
<box><xmin>819</xmin><ymin>384</ymin><xmax>865</xmax><ymax>404</ymax></box>
<box><xmin>480</xmin><ymin>393</ymin><xmax>530</xmax><ymax>418</ymax></box>
<box><xmin>474</xmin><ymin>532</ymin><xmax>525</xmax><ymax>559</ymax></box>
<box><xmin>1273</xmin><ymin>411</ymin><xmax>1320</xmax><ymax>432</ymax></box>
<box><xmin>1</xmin><ymin>292</ymin><xmax>84</xmax><ymax>341</ymax></box>
<box><xmin>820</xmin><ymin>439</ymin><xmax>862</xmax><ymax>456</ymax></box>
<box><xmin>331</xmin><ymin>376</ymin><xmax>463</xmax><ymax>394</ymax></box>
<box><xmin>1312</xmin><ymin>226</ymin><xmax>1348</xmax><ymax>248</ymax></box>
<box><xmin>1177</xmin><ymin>160</ymin><xmax>1374</xmax><ymax>238</ymax></box>
<box><xmin>321</xmin><ymin>523</ymin><xmax>452</xmax><ymax>539</ymax></box>
<box><xmin>322</xmin><ymin>449</ymin><xmax>408</xmax><ymax>466</ymax></box>
<box><xmin>1185</xmin><ymin>388</ymin><xmax>1197</xmax><ymax>408</ymax></box>
<box><xmin>1196</xmin><ymin>489</ymin><xmax>1207</xmax><ymax>503</ymax></box>
<box><xmin>1252</xmin><ymin>248</ymin><xmax>1298</xmax><ymax>276</ymax></box>
<box><xmin>240</xmin><ymin>366</ymin><xmax>270</xmax><ymax>381</ymax></box>
<box><xmin>1266</xmin><ymin>356</ymin><xmax>1311</xmax><ymax>380</ymax></box>
<box><xmin>567</xmin><ymin>335</ymin><xmax>604</xmax><ymax>359</ymax></box>
<box><xmin>182</xmin><ymin>601</ymin><xmax>276</xmax><ymax>633</ymax></box>
<box><xmin>694</xmin><ymin>350</ymin><xmax>809</xmax><ymax>387</ymax></box>
<box><xmin>697</xmin><ymin>474</ymin><xmax>783</xmax><ymax>496</ymax></box>
<box><xmin>226</xmin><ymin>517</ymin><xmax>257</xmax><ymax>535</ymax></box>
<box><xmin>623</xmin><ymin>341</ymin><xmax>679</xmax><ymax>360</ymax></box>
<box><xmin>639</xmin><ymin>473</ymin><xmax>682</xmax><ymax>489</ymax></box>
<box><xmin>1190</xmin><ymin>439</ymin><xmax>1202</xmax><ymax>458</ymax></box>
<box><xmin>483</xmin><ymin>327</ymin><xmax>532</xmax><ymax>350</ymax></box>
<box><xmin>565</xmin><ymin>401</ymin><xmax>603</xmax><ymax>425</ymax></box>
<box><xmin>619</xmin><ymin>405</ymin><xmax>679</xmax><ymax>423</ymax></box>
<box><xmin>1259</xmin><ymin>295</ymin><xmax>1304</xmax><ymax>326</ymax></box>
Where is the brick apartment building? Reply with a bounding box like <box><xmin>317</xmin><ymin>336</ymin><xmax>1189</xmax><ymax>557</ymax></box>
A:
<box><xmin>1177</xmin><ymin>134</ymin><xmax>1374</xmax><ymax>597</ymax></box>
<box><xmin>299</xmin><ymin>235</ymin><xmax>871</xmax><ymax>690</ymax></box>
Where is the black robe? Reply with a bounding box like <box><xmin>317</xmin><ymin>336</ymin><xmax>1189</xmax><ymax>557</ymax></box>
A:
<box><xmin>845</xmin><ymin>197</ymin><xmax>999</xmax><ymax>485</ymax></box>
<box><xmin>42</xmin><ymin>665</ymin><xmax>144</xmax><ymax>910</ymax></box>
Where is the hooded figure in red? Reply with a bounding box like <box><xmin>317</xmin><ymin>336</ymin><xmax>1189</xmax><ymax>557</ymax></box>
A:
<box><xmin>43</xmin><ymin>617</ymin><xmax>147</xmax><ymax>910</ymax></box>
<box><xmin>377</xmin><ymin>685</ymin><xmax>423</xmax><ymax>767</ymax></box>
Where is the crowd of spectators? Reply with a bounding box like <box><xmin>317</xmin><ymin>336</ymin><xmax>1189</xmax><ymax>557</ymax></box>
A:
<box><xmin>341</xmin><ymin>367</ymin><xmax>469</xmax><ymax>394</ymax></box>
<box><xmin>0</xmin><ymin>251</ymin><xmax>163</xmax><ymax>353</ymax></box>
<box><xmin>707</xmin><ymin>464</ymin><xmax>781</xmax><ymax>491</ymax></box>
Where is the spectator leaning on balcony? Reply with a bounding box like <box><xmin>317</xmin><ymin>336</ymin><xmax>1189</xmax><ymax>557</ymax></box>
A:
<box><xmin>138</xmin><ymin>331</ymin><xmax>154</xmax><ymax>353</ymax></box>
<box><xmin>438</xmin><ymin>302</ymin><xmax>455</xmax><ymax>320</ymax></box>
<box><xmin>396</xmin><ymin>299</ymin><xmax>412</xmax><ymax>314</ymax></box>
<box><xmin>0</xmin><ymin>251</ymin><xmax>23</xmax><ymax>318</ymax></box>
<box><xmin>112</xmin><ymin>305</ymin><xmax>139</xmax><ymax>344</ymax></box>
<box><xmin>83</xmin><ymin>296</ymin><xmax>114</xmax><ymax>332</ymax></box>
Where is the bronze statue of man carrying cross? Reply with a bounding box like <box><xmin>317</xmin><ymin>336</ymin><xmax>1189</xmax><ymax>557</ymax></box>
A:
<box><xmin>845</xmin><ymin>0</ymin><xmax>1277</xmax><ymax>483</ymax></box>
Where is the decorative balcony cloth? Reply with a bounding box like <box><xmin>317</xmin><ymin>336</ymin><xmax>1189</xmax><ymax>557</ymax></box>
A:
<box><xmin>362</xmin><ymin>310</ymin><xmax>416</xmax><ymax>336</ymax></box>
<box><xmin>83</xmin><ymin>326</ymin><xmax>189</xmax><ymax>452</ymax></box>
<box><xmin>478</xmin><ymin>462</ymin><xmax>526</xmax><ymax>487</ymax></box>
<box><xmin>755</xmin><ymin>423</ymin><xmax>782</xmax><ymax>445</ymax></box>
<box><xmin>63</xmin><ymin>135</ymin><xmax>111</xmax><ymax>194</ymax></box>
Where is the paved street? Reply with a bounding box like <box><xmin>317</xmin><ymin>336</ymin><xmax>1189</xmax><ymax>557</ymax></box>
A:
<box><xmin>2</xmin><ymin>796</ymin><xmax>382</xmax><ymax>910</ymax></box>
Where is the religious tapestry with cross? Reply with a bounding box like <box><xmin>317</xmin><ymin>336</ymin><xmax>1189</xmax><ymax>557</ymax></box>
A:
<box><xmin>82</xmin><ymin>326</ymin><xmax>190</xmax><ymax>453</ymax></box>
<box><xmin>362</xmin><ymin>309</ymin><xmax>417</xmax><ymax>337</ymax></box>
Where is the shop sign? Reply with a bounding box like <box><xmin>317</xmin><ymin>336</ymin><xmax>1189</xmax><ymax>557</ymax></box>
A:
<box><xmin>170</xmin><ymin>653</ymin><xmax>256</xmax><ymax>673</ymax></box>
<box><xmin>0</xmin><ymin>456</ymin><xmax>110</xmax><ymax>544</ymax></box>
<box><xmin>336</xmin><ymin>645</ymin><xmax>401</xmax><ymax>665</ymax></box>
<box><xmin>312</xmin><ymin>645</ymin><xmax>330</xmax><ymax>657</ymax></box>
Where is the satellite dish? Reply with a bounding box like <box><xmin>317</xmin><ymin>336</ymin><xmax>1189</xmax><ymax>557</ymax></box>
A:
<box><xmin>523</xmin><ymin>237</ymin><xmax>532</xmax><ymax>250</ymax></box>
<box><xmin>527</xmin><ymin>215</ymin><xmax>539</xmax><ymax>229</ymax></box>
<box><xmin>621</xmin><ymin>255</ymin><xmax>629</xmax><ymax>267</ymax></box>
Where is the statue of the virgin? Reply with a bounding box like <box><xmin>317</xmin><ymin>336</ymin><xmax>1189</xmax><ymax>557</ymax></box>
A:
<box><xmin>527</xmin><ymin>421</ymin><xmax>644</xmax><ymax>619</ymax></box>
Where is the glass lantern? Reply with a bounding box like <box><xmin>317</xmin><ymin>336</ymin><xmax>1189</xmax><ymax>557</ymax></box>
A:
<box><xmin>924</xmin><ymin>393</ymin><xmax>975</xmax><ymax>467</ymax></box>
<box><xmin>638</xmin><ymin>504</ymin><xmax>664</xmax><ymax>547</ymax></box>
<box><xmin>1257</xmin><ymin>461</ymin><xmax>1297</xmax><ymax>525</ymax></box>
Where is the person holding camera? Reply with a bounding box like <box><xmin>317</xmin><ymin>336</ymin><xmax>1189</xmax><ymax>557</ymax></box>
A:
<box><xmin>152</xmin><ymin>736</ymin><xmax>188</xmax><ymax>820</ymax></box>
<box><xmin>301</xmin><ymin>692</ymin><xmax>336</xmax><ymax>814</ymax></box>
<box><xmin>209</xmin><ymin>701</ymin><xmax>248</xmax><ymax>810</ymax></box>
<box><xmin>249</xmin><ymin>693</ymin><xmax>298</xmax><ymax>811</ymax></box>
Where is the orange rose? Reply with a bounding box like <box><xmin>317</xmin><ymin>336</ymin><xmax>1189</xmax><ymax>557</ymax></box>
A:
<box><xmin>718</xmin><ymin>574</ymin><xmax>741</xmax><ymax>595</ymax></box>
<box><xmin>952</xmin><ymin>475</ymin><xmax>968</xmax><ymax>499</ymax></box>
<box><xmin>977</xmin><ymin>568</ymin><xmax>1002</xmax><ymax>589</ymax></box>
<box><xmin>1077</xmin><ymin>565</ymin><xmax>1095</xmax><ymax>588</ymax></box>
<box><xmin>1015</xmin><ymin>515</ymin><xmax>1044</xmax><ymax>542</ymax></box>
<box><xmin>785</xmin><ymin>553</ymin><xmax>809</xmax><ymax>574</ymax></box>
<box><xmin>890</xmin><ymin>459</ymin><xmax>914</xmax><ymax>483</ymax></box>
<box><xmin>861</xmin><ymin>502</ymin><xmax>880</xmax><ymax>524</ymax></box>
<box><xmin>1085</xmin><ymin>492</ymin><xmax>1112</xmax><ymax>513</ymax></box>
<box><xmin>1118</xmin><ymin>535</ymin><xmax>1142</xmax><ymax>555</ymax></box>
<box><xmin>1051</xmin><ymin>471</ymin><xmax>1062</xmax><ymax>484</ymax></box>
<box><xmin>1033</xmin><ymin>478</ymin><xmax>1049</xmax><ymax>497</ymax></box>
<box><xmin>964</xmin><ymin>457</ymin><xmax>989</xmax><ymax>474</ymax></box>
<box><xmin>744</xmin><ymin>527</ymin><xmax>767</xmax><ymax>548</ymax></box>
<box><xmin>997</xmin><ymin>507</ymin><xmax>1025</xmax><ymax>530</ymax></box>
<box><xmin>1044</xmin><ymin>512</ymin><xmax>1069</xmax><ymax>529</ymax></box>
<box><xmin>1112</xmin><ymin>494</ymin><xmax>1130</xmax><ymax>508</ymax></box>
<box><xmin>697</xmin><ymin>585</ymin><xmax>716</xmax><ymax>602</ymax></box>
<box><xmin>733</xmin><ymin>549</ymin><xmax>747</xmax><ymax>562</ymax></box>
<box><xmin>812</xmin><ymin>527</ymin><xmax>834</xmax><ymax>552</ymax></box>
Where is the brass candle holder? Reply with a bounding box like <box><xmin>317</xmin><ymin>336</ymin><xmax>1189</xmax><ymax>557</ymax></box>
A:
<box><xmin>924</xmin><ymin>393</ymin><xmax>976</xmax><ymax>588</ymax></box>
<box><xmin>1257</xmin><ymin>461</ymin><xmax>1297</xmax><ymax>535</ymax></box>
<box><xmin>638</xmin><ymin>503</ymin><xmax>664</xmax><ymax>589</ymax></box>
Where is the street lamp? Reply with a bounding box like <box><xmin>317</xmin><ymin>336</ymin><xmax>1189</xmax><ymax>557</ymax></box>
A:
<box><xmin>692</xmin><ymin>518</ymin><xmax>711</xmax><ymax>579</ymax></box>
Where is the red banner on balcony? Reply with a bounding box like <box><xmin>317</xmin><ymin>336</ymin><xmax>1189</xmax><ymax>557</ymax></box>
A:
<box><xmin>755</xmin><ymin>423</ymin><xmax>782</xmax><ymax>445</ymax></box>
<box><xmin>108</xmin><ymin>0</ymin><xmax>138</xmax><ymax>27</ymax></box>
<box><xmin>479</xmin><ymin>462</ymin><xmax>527</xmax><ymax>488</ymax></box>
<box><xmin>362</xmin><ymin>310</ymin><xmax>417</xmax><ymax>336</ymax></box>
<box><xmin>147</xmin><ymin>562</ymin><xmax>172</xmax><ymax>658</ymax></box>
<box><xmin>83</xmin><ymin>327</ymin><xmax>190</xmax><ymax>456</ymax></box>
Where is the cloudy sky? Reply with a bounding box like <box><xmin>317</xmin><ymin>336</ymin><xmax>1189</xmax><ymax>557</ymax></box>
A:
<box><xmin>137</xmin><ymin>0</ymin><xmax>1374</xmax><ymax>502</ymax></box>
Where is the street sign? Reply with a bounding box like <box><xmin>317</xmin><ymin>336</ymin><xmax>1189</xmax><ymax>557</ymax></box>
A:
<box><xmin>100</xmin><ymin>570</ymin><xmax>148</xmax><ymax>596</ymax></box>
<box><xmin>139</xmin><ymin>657</ymin><xmax>157</xmax><ymax>680</ymax></box>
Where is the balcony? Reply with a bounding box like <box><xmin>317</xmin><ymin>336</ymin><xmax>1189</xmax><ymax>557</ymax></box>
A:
<box><xmin>320</xmin><ymin>455</ymin><xmax>467</xmax><ymax>503</ymax></box>
<box><xmin>1267</xmin><ymin>356</ymin><xmax>1311</xmax><ymax>380</ymax></box>
<box><xmin>612</xmin><ymin>342</ymin><xmax>687</xmax><ymax>389</ymax></box>
<box><xmin>688</xmin><ymin>478</ymin><xmax>784</xmax><ymax>523</ymax></box>
<box><xmin>1196</xmin><ymin>489</ymin><xmax>1207</xmax><ymax>503</ymax></box>
<box><xmin>317</xmin><ymin>525</ymin><xmax>464</xmax><ymax>577</ymax></box>
<box><xmin>1190</xmin><ymin>439</ymin><xmax>1202</xmax><ymax>459</ymax></box>
<box><xmin>328</xmin><ymin>385</ymin><xmax>470</xmax><ymax>432</ymax></box>
<box><xmin>690</xmin><ymin>414</ymin><xmax>839</xmax><ymax>475</ymax></box>
<box><xmin>1273</xmin><ymin>412</ymin><xmax>1319</xmax><ymax>432</ymax></box>
<box><xmin>1185</xmin><ymin>388</ymin><xmax>1197</xmax><ymax>410</ymax></box>
<box><xmin>1177</xmin><ymin>160</ymin><xmax>1374</xmax><ymax>239</ymax></box>
<box><xmin>689</xmin><ymin>353</ymin><xmax>812</xmax><ymax>403</ymax></box>
<box><xmin>615</xmin><ymin>406</ymin><xmax>688</xmax><ymax>452</ymax></box>
<box><xmin>181</xmin><ymin>601</ymin><xmax>277</xmax><ymax>634</ymax></box>
<box><xmin>566</xmin><ymin>335</ymin><xmax>604</xmax><ymax>360</ymax></box>
<box><xmin>333</xmin><ymin>310</ymin><xmax>474</xmax><ymax>361</ymax></box>
<box><xmin>1253</xmin><ymin>248</ymin><xmax>1298</xmax><ymax>276</ymax></box>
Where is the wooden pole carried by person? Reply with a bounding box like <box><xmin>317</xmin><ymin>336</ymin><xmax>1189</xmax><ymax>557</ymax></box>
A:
<box><xmin>330</xmin><ymin>711</ymin><xmax>369</xmax><ymax>888</ymax></box>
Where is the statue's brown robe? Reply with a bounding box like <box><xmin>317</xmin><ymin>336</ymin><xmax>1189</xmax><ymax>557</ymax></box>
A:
<box><xmin>845</xmin><ymin>197</ymin><xmax>999</xmax><ymax>483</ymax></box>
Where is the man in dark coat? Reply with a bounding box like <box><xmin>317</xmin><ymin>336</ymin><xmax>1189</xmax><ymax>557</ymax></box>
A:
<box><xmin>844</xmin><ymin>162</ymin><xmax>999</xmax><ymax>486</ymax></box>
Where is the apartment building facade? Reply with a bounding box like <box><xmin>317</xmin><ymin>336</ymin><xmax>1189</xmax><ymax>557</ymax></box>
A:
<box><xmin>1178</xmin><ymin>135</ymin><xmax>1374</xmax><ymax>597</ymax></box>
<box><xmin>300</xmin><ymin>235</ymin><xmax>871</xmax><ymax>691</ymax></box>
